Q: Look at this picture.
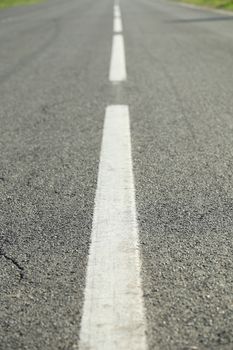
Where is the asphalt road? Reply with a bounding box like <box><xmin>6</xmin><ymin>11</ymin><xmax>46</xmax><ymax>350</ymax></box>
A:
<box><xmin>0</xmin><ymin>0</ymin><xmax>233</xmax><ymax>349</ymax></box>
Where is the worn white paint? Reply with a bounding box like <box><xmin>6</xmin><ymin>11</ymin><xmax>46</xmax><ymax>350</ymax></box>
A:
<box><xmin>79</xmin><ymin>105</ymin><xmax>147</xmax><ymax>350</ymax></box>
<box><xmin>114</xmin><ymin>16</ymin><xmax>123</xmax><ymax>33</ymax></box>
<box><xmin>109</xmin><ymin>34</ymin><xmax>127</xmax><ymax>82</ymax></box>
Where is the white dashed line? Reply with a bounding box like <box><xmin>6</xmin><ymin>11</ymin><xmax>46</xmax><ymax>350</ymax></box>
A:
<box><xmin>79</xmin><ymin>3</ymin><xmax>147</xmax><ymax>349</ymax></box>
<box><xmin>114</xmin><ymin>4</ymin><xmax>121</xmax><ymax>18</ymax></box>
<box><xmin>109</xmin><ymin>34</ymin><xmax>127</xmax><ymax>82</ymax></box>
<box><xmin>113</xmin><ymin>16</ymin><xmax>123</xmax><ymax>33</ymax></box>
<box><xmin>79</xmin><ymin>105</ymin><xmax>147</xmax><ymax>350</ymax></box>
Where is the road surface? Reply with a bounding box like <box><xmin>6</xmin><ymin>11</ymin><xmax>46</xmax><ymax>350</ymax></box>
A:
<box><xmin>0</xmin><ymin>0</ymin><xmax>233</xmax><ymax>348</ymax></box>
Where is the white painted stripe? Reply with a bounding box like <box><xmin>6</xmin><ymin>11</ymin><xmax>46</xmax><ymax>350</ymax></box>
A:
<box><xmin>79</xmin><ymin>105</ymin><xmax>147</xmax><ymax>350</ymax></box>
<box><xmin>109</xmin><ymin>34</ymin><xmax>127</xmax><ymax>82</ymax></box>
<box><xmin>114</xmin><ymin>4</ymin><xmax>121</xmax><ymax>18</ymax></box>
<box><xmin>113</xmin><ymin>16</ymin><xmax>123</xmax><ymax>33</ymax></box>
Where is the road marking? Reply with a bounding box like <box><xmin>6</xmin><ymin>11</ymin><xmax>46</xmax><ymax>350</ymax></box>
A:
<box><xmin>113</xmin><ymin>16</ymin><xmax>123</xmax><ymax>33</ymax></box>
<box><xmin>114</xmin><ymin>4</ymin><xmax>121</xmax><ymax>18</ymax></box>
<box><xmin>109</xmin><ymin>34</ymin><xmax>127</xmax><ymax>82</ymax></box>
<box><xmin>79</xmin><ymin>105</ymin><xmax>147</xmax><ymax>350</ymax></box>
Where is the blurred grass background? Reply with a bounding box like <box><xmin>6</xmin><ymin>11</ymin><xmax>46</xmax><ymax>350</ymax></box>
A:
<box><xmin>179</xmin><ymin>0</ymin><xmax>233</xmax><ymax>10</ymax></box>
<box><xmin>0</xmin><ymin>0</ymin><xmax>42</xmax><ymax>8</ymax></box>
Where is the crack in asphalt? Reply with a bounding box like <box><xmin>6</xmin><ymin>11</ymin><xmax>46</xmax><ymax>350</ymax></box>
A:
<box><xmin>0</xmin><ymin>248</ymin><xmax>24</xmax><ymax>281</ymax></box>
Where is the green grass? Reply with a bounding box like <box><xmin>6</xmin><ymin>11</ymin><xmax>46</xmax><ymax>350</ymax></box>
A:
<box><xmin>179</xmin><ymin>0</ymin><xmax>233</xmax><ymax>10</ymax></box>
<box><xmin>0</xmin><ymin>0</ymin><xmax>42</xmax><ymax>8</ymax></box>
